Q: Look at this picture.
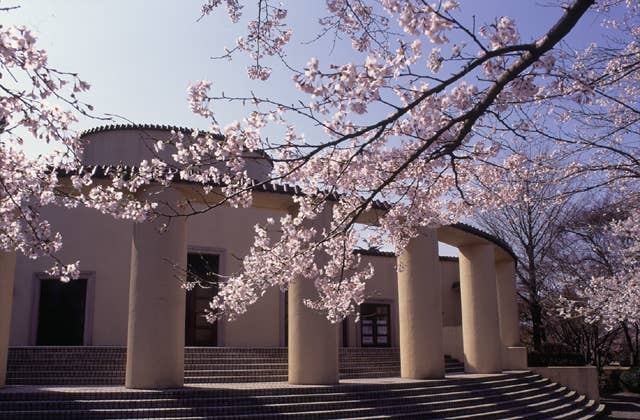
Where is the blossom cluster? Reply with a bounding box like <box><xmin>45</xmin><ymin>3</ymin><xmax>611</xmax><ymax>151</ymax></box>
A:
<box><xmin>4</xmin><ymin>1</ymin><xmax>640</xmax><ymax>326</ymax></box>
<box><xmin>562</xmin><ymin>207</ymin><xmax>640</xmax><ymax>329</ymax></box>
<box><xmin>205</xmin><ymin>202</ymin><xmax>373</xmax><ymax>323</ymax></box>
<box><xmin>183</xmin><ymin>0</ymin><xmax>628</xmax><ymax>322</ymax></box>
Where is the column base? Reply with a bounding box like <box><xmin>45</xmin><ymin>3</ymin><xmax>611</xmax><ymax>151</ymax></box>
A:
<box><xmin>125</xmin><ymin>379</ymin><xmax>184</xmax><ymax>390</ymax></box>
<box><xmin>288</xmin><ymin>377</ymin><xmax>339</xmax><ymax>386</ymax></box>
<box><xmin>502</xmin><ymin>346</ymin><xmax>527</xmax><ymax>370</ymax></box>
<box><xmin>401</xmin><ymin>369</ymin><xmax>445</xmax><ymax>380</ymax></box>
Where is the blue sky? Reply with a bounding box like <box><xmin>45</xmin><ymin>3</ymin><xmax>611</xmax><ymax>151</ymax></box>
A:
<box><xmin>5</xmin><ymin>0</ymin><xmax>608</xmax><ymax>142</ymax></box>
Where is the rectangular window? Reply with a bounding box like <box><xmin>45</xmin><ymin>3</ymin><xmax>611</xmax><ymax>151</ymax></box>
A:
<box><xmin>360</xmin><ymin>303</ymin><xmax>391</xmax><ymax>347</ymax></box>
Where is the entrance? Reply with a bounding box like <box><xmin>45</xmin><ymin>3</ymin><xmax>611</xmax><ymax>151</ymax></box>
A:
<box><xmin>36</xmin><ymin>278</ymin><xmax>88</xmax><ymax>345</ymax></box>
<box><xmin>185</xmin><ymin>252</ymin><xmax>219</xmax><ymax>346</ymax></box>
<box><xmin>360</xmin><ymin>303</ymin><xmax>390</xmax><ymax>347</ymax></box>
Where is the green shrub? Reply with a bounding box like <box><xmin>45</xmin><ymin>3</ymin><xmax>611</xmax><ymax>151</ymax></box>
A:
<box><xmin>619</xmin><ymin>367</ymin><xmax>640</xmax><ymax>393</ymax></box>
<box><xmin>600</xmin><ymin>368</ymin><xmax>625</xmax><ymax>395</ymax></box>
<box><xmin>528</xmin><ymin>351</ymin><xmax>586</xmax><ymax>367</ymax></box>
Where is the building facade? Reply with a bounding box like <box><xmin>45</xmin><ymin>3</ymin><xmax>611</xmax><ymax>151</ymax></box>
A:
<box><xmin>0</xmin><ymin>125</ymin><xmax>526</xmax><ymax>389</ymax></box>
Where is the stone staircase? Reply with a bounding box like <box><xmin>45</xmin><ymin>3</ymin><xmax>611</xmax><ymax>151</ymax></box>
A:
<box><xmin>0</xmin><ymin>371</ymin><xmax>604</xmax><ymax>419</ymax></box>
<box><xmin>6</xmin><ymin>347</ymin><xmax>465</xmax><ymax>385</ymax></box>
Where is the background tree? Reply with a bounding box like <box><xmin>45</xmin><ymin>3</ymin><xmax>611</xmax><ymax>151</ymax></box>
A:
<box><xmin>475</xmin><ymin>148</ymin><xmax>577</xmax><ymax>351</ymax></box>
<box><xmin>553</xmin><ymin>194</ymin><xmax>640</xmax><ymax>367</ymax></box>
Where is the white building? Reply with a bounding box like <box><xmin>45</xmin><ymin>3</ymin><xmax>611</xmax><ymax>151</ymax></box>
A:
<box><xmin>1</xmin><ymin>124</ymin><xmax>525</xmax><ymax>389</ymax></box>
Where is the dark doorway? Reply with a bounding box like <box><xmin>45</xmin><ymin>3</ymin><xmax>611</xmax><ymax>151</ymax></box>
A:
<box><xmin>36</xmin><ymin>278</ymin><xmax>87</xmax><ymax>345</ymax></box>
<box><xmin>185</xmin><ymin>252</ymin><xmax>219</xmax><ymax>346</ymax></box>
<box><xmin>360</xmin><ymin>303</ymin><xmax>391</xmax><ymax>347</ymax></box>
<box><xmin>342</xmin><ymin>319</ymin><xmax>349</xmax><ymax>347</ymax></box>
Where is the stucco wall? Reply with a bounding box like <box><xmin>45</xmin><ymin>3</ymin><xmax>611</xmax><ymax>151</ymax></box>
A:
<box><xmin>354</xmin><ymin>254</ymin><xmax>400</xmax><ymax>347</ymax></box>
<box><xmin>531</xmin><ymin>366</ymin><xmax>600</xmax><ymax>403</ymax></box>
<box><xmin>81</xmin><ymin>129</ymin><xmax>273</xmax><ymax>183</ymax></box>
<box><xmin>10</xmin><ymin>204</ymin><xmax>464</xmax><ymax>349</ymax></box>
<box><xmin>9</xmin><ymin>203</ymin><xmax>286</xmax><ymax>347</ymax></box>
<box><xmin>443</xmin><ymin>326</ymin><xmax>464</xmax><ymax>361</ymax></box>
<box><xmin>186</xmin><ymin>205</ymin><xmax>286</xmax><ymax>347</ymax></box>
<box><xmin>343</xmin><ymin>254</ymin><xmax>462</xmax><ymax>349</ymax></box>
<box><xmin>441</xmin><ymin>260</ymin><xmax>462</xmax><ymax>327</ymax></box>
<box><xmin>10</xmin><ymin>206</ymin><xmax>133</xmax><ymax>346</ymax></box>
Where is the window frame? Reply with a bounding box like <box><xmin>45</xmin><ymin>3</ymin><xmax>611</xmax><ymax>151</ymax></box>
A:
<box><xmin>30</xmin><ymin>271</ymin><xmax>96</xmax><ymax>346</ymax></box>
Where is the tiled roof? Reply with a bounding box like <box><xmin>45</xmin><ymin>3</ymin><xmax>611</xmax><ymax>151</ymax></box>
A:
<box><xmin>354</xmin><ymin>248</ymin><xmax>461</xmax><ymax>261</ymax></box>
<box><xmin>351</xmin><ymin>226</ymin><xmax>516</xmax><ymax>261</ymax></box>
<box><xmin>353</xmin><ymin>248</ymin><xmax>396</xmax><ymax>258</ymax></box>
<box><xmin>448</xmin><ymin>222</ymin><xmax>517</xmax><ymax>260</ymax></box>
<box><xmin>248</xmin><ymin>180</ymin><xmax>389</xmax><ymax>210</ymax></box>
<box><xmin>79</xmin><ymin>123</ymin><xmax>223</xmax><ymax>139</ymax></box>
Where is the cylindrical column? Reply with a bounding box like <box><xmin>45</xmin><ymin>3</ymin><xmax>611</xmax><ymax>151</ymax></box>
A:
<box><xmin>0</xmin><ymin>251</ymin><xmax>16</xmax><ymax>387</ymax></box>
<box><xmin>288</xmin><ymin>207</ymin><xmax>339</xmax><ymax>385</ymax></box>
<box><xmin>496</xmin><ymin>259</ymin><xmax>520</xmax><ymax>347</ymax></box>
<box><xmin>125</xmin><ymin>189</ymin><xmax>187</xmax><ymax>389</ymax></box>
<box><xmin>397</xmin><ymin>229</ymin><xmax>445</xmax><ymax>379</ymax></box>
<box><xmin>459</xmin><ymin>243</ymin><xmax>502</xmax><ymax>373</ymax></box>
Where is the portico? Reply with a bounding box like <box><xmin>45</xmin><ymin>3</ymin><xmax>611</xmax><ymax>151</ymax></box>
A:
<box><xmin>0</xmin><ymin>190</ymin><xmax>525</xmax><ymax>388</ymax></box>
<box><xmin>0</xmin><ymin>125</ymin><xmax>526</xmax><ymax>389</ymax></box>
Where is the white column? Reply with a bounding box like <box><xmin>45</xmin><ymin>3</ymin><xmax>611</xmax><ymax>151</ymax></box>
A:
<box><xmin>0</xmin><ymin>251</ymin><xmax>16</xmax><ymax>387</ymax></box>
<box><xmin>288</xmin><ymin>206</ymin><xmax>339</xmax><ymax>385</ymax></box>
<box><xmin>496</xmin><ymin>260</ymin><xmax>520</xmax><ymax>347</ymax></box>
<box><xmin>496</xmin><ymin>259</ymin><xmax>527</xmax><ymax>369</ymax></box>
<box><xmin>397</xmin><ymin>229</ymin><xmax>445</xmax><ymax>378</ymax></box>
<box><xmin>125</xmin><ymin>189</ymin><xmax>187</xmax><ymax>389</ymax></box>
<box><xmin>458</xmin><ymin>243</ymin><xmax>502</xmax><ymax>374</ymax></box>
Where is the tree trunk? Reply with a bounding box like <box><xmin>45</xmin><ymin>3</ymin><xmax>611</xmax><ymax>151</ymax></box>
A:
<box><xmin>621</xmin><ymin>321</ymin><xmax>639</xmax><ymax>367</ymax></box>
<box><xmin>531</xmin><ymin>301</ymin><xmax>544</xmax><ymax>352</ymax></box>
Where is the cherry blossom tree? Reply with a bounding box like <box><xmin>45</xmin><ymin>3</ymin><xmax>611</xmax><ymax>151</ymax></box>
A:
<box><xmin>187</xmin><ymin>0</ymin><xmax>610</xmax><ymax>322</ymax></box>
<box><xmin>1</xmin><ymin>9</ymin><xmax>92</xmax><ymax>280</ymax></box>
<box><xmin>2</xmin><ymin>0</ymin><xmax>639</xmax><ymax>324</ymax></box>
<box><xmin>475</xmin><ymin>147</ymin><xmax>579</xmax><ymax>351</ymax></box>
<box><xmin>554</xmin><ymin>195</ymin><xmax>640</xmax><ymax>366</ymax></box>
<box><xmin>0</xmin><ymin>6</ymin><xmax>156</xmax><ymax>280</ymax></box>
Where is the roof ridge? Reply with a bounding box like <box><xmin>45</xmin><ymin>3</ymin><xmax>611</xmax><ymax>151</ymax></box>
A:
<box><xmin>79</xmin><ymin>123</ymin><xmax>223</xmax><ymax>138</ymax></box>
<box><xmin>449</xmin><ymin>222</ymin><xmax>517</xmax><ymax>260</ymax></box>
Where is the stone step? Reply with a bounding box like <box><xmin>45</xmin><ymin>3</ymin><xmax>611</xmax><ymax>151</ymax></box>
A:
<box><xmin>10</xmin><ymin>356</ymin><xmax>290</xmax><ymax>361</ymax></box>
<box><xmin>6</xmin><ymin>346</ymin><xmax>467</xmax><ymax>386</ymax></box>
<box><xmin>0</xmin><ymin>372</ymin><xmax>537</xmax><ymax>399</ymax></box>
<box><xmin>9</xmin><ymin>364</ymin><xmax>288</xmax><ymax>371</ymax></box>
<box><xmin>0</xmin><ymin>372</ymin><xmax>541</xmax><ymax>401</ymax></box>
<box><xmin>7</xmin><ymin>378</ymin><xmax>125</xmax><ymax>385</ymax></box>
<box><xmin>0</xmin><ymin>383</ymin><xmax>565</xmax><ymax>417</ymax></box>
<box><xmin>7</xmin><ymin>347</ymin><xmax>425</xmax><ymax>354</ymax></box>
<box><xmin>0</xmin><ymin>387</ymin><xmax>602</xmax><ymax>420</ymax></box>
<box><xmin>6</xmin><ymin>367</ymin><xmax>464</xmax><ymax>376</ymax></box>
<box><xmin>378</xmin><ymin>395</ymin><xmax>600</xmax><ymax>420</ymax></box>
<box><xmin>0</xmin><ymin>378</ymin><xmax>555</xmax><ymax>411</ymax></box>
<box><xmin>8</xmin><ymin>369</ymin><xmax>289</xmax><ymax>378</ymax></box>
<box><xmin>6</xmin><ymin>357</ymin><xmax>460</xmax><ymax>364</ymax></box>
<box><xmin>7</xmin><ymin>367</ymin><xmax>465</xmax><ymax>383</ymax></box>
<box><xmin>6</xmin><ymin>360</ymin><xmax>456</xmax><ymax>368</ymax></box>
<box><xmin>0</xmin><ymin>371</ymin><xmax>548</xmax><ymax>401</ymax></box>
<box><xmin>184</xmin><ymin>376</ymin><xmax>290</xmax><ymax>383</ymax></box>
